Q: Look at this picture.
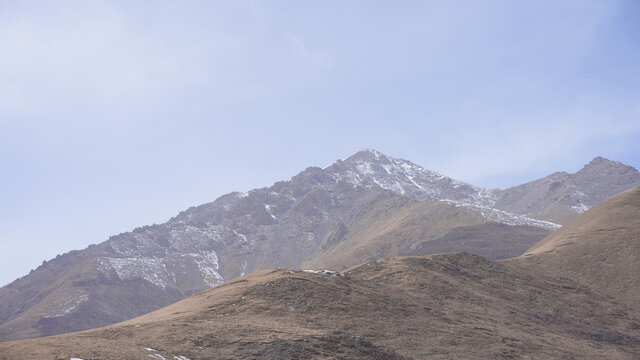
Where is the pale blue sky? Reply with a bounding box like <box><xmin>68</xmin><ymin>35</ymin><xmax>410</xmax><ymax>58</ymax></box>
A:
<box><xmin>1</xmin><ymin>0</ymin><xmax>639</xmax><ymax>286</ymax></box>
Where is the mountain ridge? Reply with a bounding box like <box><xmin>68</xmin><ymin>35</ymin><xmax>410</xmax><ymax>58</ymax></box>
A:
<box><xmin>1</xmin><ymin>149</ymin><xmax>639</xmax><ymax>342</ymax></box>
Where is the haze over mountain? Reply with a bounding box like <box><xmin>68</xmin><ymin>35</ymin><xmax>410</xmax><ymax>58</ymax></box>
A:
<box><xmin>0</xmin><ymin>149</ymin><xmax>639</xmax><ymax>342</ymax></box>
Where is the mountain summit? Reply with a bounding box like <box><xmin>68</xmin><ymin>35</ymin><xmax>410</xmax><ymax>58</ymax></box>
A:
<box><xmin>326</xmin><ymin>149</ymin><xmax>496</xmax><ymax>207</ymax></box>
<box><xmin>326</xmin><ymin>150</ymin><xmax>640</xmax><ymax>224</ymax></box>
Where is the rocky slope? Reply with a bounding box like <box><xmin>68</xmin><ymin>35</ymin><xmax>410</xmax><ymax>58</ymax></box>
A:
<box><xmin>1</xmin><ymin>252</ymin><xmax>638</xmax><ymax>359</ymax></box>
<box><xmin>0</xmin><ymin>149</ymin><xmax>638</xmax><ymax>342</ymax></box>
<box><xmin>493</xmin><ymin>157</ymin><xmax>640</xmax><ymax>223</ymax></box>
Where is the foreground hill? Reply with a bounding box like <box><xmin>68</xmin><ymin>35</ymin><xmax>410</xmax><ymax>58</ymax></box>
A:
<box><xmin>0</xmin><ymin>253</ymin><xmax>639</xmax><ymax>359</ymax></box>
<box><xmin>516</xmin><ymin>186</ymin><xmax>640</xmax><ymax>309</ymax></box>
<box><xmin>0</xmin><ymin>150</ymin><xmax>638</xmax><ymax>342</ymax></box>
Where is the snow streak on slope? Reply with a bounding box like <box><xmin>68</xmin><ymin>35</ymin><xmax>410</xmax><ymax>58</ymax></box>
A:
<box><xmin>42</xmin><ymin>290</ymin><xmax>89</xmax><ymax>318</ymax></box>
<box><xmin>442</xmin><ymin>200</ymin><xmax>561</xmax><ymax>230</ymax></box>
<box><xmin>97</xmin><ymin>251</ymin><xmax>224</xmax><ymax>289</ymax></box>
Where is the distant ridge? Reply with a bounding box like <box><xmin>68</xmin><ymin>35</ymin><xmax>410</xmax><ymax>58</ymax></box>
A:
<box><xmin>493</xmin><ymin>157</ymin><xmax>640</xmax><ymax>223</ymax></box>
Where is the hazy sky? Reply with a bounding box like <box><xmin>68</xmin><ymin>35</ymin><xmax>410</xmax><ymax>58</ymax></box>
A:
<box><xmin>1</xmin><ymin>0</ymin><xmax>639</xmax><ymax>287</ymax></box>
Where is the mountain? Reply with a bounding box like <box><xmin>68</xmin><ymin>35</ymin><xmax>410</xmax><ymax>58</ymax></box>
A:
<box><xmin>1</xmin><ymin>149</ymin><xmax>638</xmax><ymax>342</ymax></box>
<box><xmin>515</xmin><ymin>186</ymin><xmax>640</xmax><ymax>310</ymax></box>
<box><xmin>1</xmin><ymin>252</ymin><xmax>638</xmax><ymax>359</ymax></box>
<box><xmin>493</xmin><ymin>157</ymin><xmax>640</xmax><ymax>224</ymax></box>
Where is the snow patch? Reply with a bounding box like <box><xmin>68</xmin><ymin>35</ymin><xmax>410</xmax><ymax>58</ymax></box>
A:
<box><xmin>265</xmin><ymin>204</ymin><xmax>277</xmax><ymax>220</ymax></box>
<box><xmin>144</xmin><ymin>347</ymin><xmax>190</xmax><ymax>360</ymax></box>
<box><xmin>98</xmin><ymin>257</ymin><xmax>170</xmax><ymax>288</ymax></box>
<box><xmin>570</xmin><ymin>190</ymin><xmax>590</xmax><ymax>214</ymax></box>
<box><xmin>188</xmin><ymin>251</ymin><xmax>224</xmax><ymax>287</ymax></box>
<box><xmin>169</xmin><ymin>225</ymin><xmax>224</xmax><ymax>251</ymax></box>
<box><xmin>571</xmin><ymin>203</ymin><xmax>590</xmax><ymax>214</ymax></box>
<box><xmin>232</xmin><ymin>229</ymin><xmax>250</xmax><ymax>245</ymax></box>
<box><xmin>43</xmin><ymin>290</ymin><xmax>89</xmax><ymax>318</ymax></box>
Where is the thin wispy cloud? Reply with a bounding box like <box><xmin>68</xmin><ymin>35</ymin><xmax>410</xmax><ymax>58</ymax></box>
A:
<box><xmin>289</xmin><ymin>34</ymin><xmax>333</xmax><ymax>67</ymax></box>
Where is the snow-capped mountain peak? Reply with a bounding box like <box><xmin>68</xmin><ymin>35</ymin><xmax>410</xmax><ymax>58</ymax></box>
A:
<box><xmin>325</xmin><ymin>149</ymin><xmax>497</xmax><ymax>208</ymax></box>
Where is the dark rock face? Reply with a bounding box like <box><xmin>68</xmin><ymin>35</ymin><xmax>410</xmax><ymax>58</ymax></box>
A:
<box><xmin>0</xmin><ymin>149</ymin><xmax>638</xmax><ymax>342</ymax></box>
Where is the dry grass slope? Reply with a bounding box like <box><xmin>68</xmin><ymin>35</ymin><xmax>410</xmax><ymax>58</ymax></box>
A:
<box><xmin>516</xmin><ymin>186</ymin><xmax>640</xmax><ymax>310</ymax></box>
<box><xmin>0</xmin><ymin>253</ymin><xmax>638</xmax><ymax>359</ymax></box>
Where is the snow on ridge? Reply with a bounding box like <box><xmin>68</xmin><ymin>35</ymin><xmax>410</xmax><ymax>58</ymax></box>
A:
<box><xmin>443</xmin><ymin>200</ymin><xmax>561</xmax><ymax>230</ymax></box>
<box><xmin>329</xmin><ymin>151</ymin><xmax>498</xmax><ymax>208</ymax></box>
<box><xmin>368</xmin><ymin>148</ymin><xmax>383</xmax><ymax>159</ymax></box>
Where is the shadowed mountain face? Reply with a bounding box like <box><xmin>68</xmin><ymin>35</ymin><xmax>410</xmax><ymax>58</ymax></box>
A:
<box><xmin>515</xmin><ymin>186</ymin><xmax>640</xmax><ymax>311</ymax></box>
<box><xmin>0</xmin><ymin>149</ymin><xmax>638</xmax><ymax>342</ymax></box>
<box><xmin>1</xmin><ymin>253</ymin><xmax>638</xmax><ymax>359</ymax></box>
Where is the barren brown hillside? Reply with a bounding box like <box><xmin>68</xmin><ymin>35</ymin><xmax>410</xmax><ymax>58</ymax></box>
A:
<box><xmin>0</xmin><ymin>253</ymin><xmax>638</xmax><ymax>359</ymax></box>
<box><xmin>515</xmin><ymin>186</ymin><xmax>640</xmax><ymax>310</ymax></box>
